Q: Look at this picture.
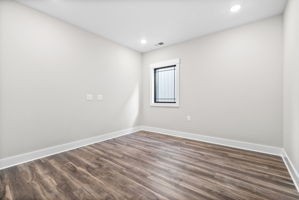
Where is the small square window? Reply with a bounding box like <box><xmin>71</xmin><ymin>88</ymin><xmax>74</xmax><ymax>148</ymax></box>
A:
<box><xmin>150</xmin><ymin>59</ymin><xmax>180</xmax><ymax>107</ymax></box>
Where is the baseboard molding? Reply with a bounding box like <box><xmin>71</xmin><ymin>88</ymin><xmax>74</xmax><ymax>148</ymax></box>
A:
<box><xmin>282</xmin><ymin>150</ymin><xmax>299</xmax><ymax>192</ymax></box>
<box><xmin>140</xmin><ymin>126</ymin><xmax>283</xmax><ymax>156</ymax></box>
<box><xmin>0</xmin><ymin>126</ymin><xmax>142</xmax><ymax>170</ymax></box>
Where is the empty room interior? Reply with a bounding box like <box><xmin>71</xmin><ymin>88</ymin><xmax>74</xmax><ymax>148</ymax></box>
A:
<box><xmin>1</xmin><ymin>0</ymin><xmax>299</xmax><ymax>199</ymax></box>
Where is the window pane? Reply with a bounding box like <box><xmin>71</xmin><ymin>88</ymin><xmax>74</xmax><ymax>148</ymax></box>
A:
<box><xmin>154</xmin><ymin>66</ymin><xmax>176</xmax><ymax>103</ymax></box>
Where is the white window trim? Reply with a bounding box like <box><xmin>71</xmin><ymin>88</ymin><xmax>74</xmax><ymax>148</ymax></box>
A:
<box><xmin>150</xmin><ymin>58</ymin><xmax>180</xmax><ymax>107</ymax></box>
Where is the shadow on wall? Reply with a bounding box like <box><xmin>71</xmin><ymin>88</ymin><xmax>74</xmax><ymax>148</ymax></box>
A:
<box><xmin>109</xmin><ymin>83</ymin><xmax>140</xmax><ymax>130</ymax></box>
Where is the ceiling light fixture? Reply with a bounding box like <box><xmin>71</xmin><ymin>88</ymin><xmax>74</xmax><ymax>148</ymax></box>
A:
<box><xmin>140</xmin><ymin>39</ymin><xmax>147</xmax><ymax>44</ymax></box>
<box><xmin>230</xmin><ymin>4</ymin><xmax>241</xmax><ymax>13</ymax></box>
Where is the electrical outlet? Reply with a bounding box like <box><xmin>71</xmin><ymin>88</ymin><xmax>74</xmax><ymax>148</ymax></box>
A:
<box><xmin>186</xmin><ymin>115</ymin><xmax>191</xmax><ymax>121</ymax></box>
<box><xmin>86</xmin><ymin>94</ymin><xmax>93</xmax><ymax>101</ymax></box>
<box><xmin>97</xmin><ymin>94</ymin><xmax>104</xmax><ymax>101</ymax></box>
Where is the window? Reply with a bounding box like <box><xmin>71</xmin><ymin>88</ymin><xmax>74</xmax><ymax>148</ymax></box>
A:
<box><xmin>150</xmin><ymin>59</ymin><xmax>180</xmax><ymax>107</ymax></box>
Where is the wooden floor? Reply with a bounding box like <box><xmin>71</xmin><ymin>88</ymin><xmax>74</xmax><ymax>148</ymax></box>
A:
<box><xmin>0</xmin><ymin>131</ymin><xmax>298</xmax><ymax>200</ymax></box>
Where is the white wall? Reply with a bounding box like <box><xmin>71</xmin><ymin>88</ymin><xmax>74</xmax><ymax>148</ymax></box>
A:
<box><xmin>0</xmin><ymin>1</ymin><xmax>141</xmax><ymax>158</ymax></box>
<box><xmin>142</xmin><ymin>16</ymin><xmax>283</xmax><ymax>147</ymax></box>
<box><xmin>0</xmin><ymin>0</ymin><xmax>285</xmax><ymax>160</ymax></box>
<box><xmin>283</xmin><ymin>0</ymin><xmax>299</xmax><ymax>173</ymax></box>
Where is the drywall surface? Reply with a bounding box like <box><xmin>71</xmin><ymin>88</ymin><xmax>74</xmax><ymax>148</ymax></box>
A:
<box><xmin>283</xmin><ymin>0</ymin><xmax>299</xmax><ymax>173</ymax></box>
<box><xmin>142</xmin><ymin>16</ymin><xmax>283</xmax><ymax>147</ymax></box>
<box><xmin>0</xmin><ymin>0</ymin><xmax>285</xmax><ymax>159</ymax></box>
<box><xmin>0</xmin><ymin>1</ymin><xmax>141</xmax><ymax>158</ymax></box>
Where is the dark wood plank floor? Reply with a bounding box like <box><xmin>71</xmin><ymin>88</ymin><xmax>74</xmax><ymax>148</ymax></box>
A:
<box><xmin>0</xmin><ymin>131</ymin><xmax>298</xmax><ymax>200</ymax></box>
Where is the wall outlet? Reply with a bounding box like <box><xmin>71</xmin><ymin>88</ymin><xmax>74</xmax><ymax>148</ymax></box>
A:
<box><xmin>186</xmin><ymin>115</ymin><xmax>191</xmax><ymax>121</ymax></box>
<box><xmin>86</xmin><ymin>94</ymin><xmax>93</xmax><ymax>101</ymax></box>
<box><xmin>97</xmin><ymin>94</ymin><xmax>104</xmax><ymax>101</ymax></box>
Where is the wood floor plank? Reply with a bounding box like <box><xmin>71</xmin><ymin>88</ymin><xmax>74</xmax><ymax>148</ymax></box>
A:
<box><xmin>0</xmin><ymin>131</ymin><xmax>298</xmax><ymax>200</ymax></box>
<box><xmin>98</xmin><ymin>137</ymin><xmax>298</xmax><ymax>199</ymax></box>
<box><xmin>118</xmin><ymin>135</ymin><xmax>295</xmax><ymax>191</ymax></box>
<box><xmin>65</xmin><ymin>150</ymin><xmax>168</xmax><ymax>200</ymax></box>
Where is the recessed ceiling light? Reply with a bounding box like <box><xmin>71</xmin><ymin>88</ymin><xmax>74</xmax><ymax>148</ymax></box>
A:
<box><xmin>140</xmin><ymin>39</ymin><xmax>147</xmax><ymax>44</ymax></box>
<box><xmin>230</xmin><ymin>4</ymin><xmax>241</xmax><ymax>13</ymax></box>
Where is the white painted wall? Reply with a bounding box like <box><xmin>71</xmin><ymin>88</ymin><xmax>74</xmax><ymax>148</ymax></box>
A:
<box><xmin>283</xmin><ymin>0</ymin><xmax>299</xmax><ymax>173</ymax></box>
<box><xmin>0</xmin><ymin>0</ymin><xmax>285</xmax><ymax>161</ymax></box>
<box><xmin>0</xmin><ymin>1</ymin><xmax>141</xmax><ymax>158</ymax></box>
<box><xmin>141</xmin><ymin>16</ymin><xmax>283</xmax><ymax>147</ymax></box>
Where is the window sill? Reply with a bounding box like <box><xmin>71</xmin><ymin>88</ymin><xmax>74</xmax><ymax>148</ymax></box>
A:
<box><xmin>150</xmin><ymin>103</ymin><xmax>180</xmax><ymax>108</ymax></box>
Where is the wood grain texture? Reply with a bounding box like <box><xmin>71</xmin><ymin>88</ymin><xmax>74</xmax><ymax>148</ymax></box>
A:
<box><xmin>0</xmin><ymin>131</ymin><xmax>298</xmax><ymax>200</ymax></box>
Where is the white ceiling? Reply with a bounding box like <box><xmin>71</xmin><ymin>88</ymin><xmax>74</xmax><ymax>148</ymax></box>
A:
<box><xmin>16</xmin><ymin>0</ymin><xmax>287</xmax><ymax>52</ymax></box>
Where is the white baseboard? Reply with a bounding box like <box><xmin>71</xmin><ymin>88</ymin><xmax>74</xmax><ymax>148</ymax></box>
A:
<box><xmin>282</xmin><ymin>150</ymin><xmax>299</xmax><ymax>192</ymax></box>
<box><xmin>140</xmin><ymin>126</ymin><xmax>283</xmax><ymax>156</ymax></box>
<box><xmin>0</xmin><ymin>126</ymin><xmax>142</xmax><ymax>170</ymax></box>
